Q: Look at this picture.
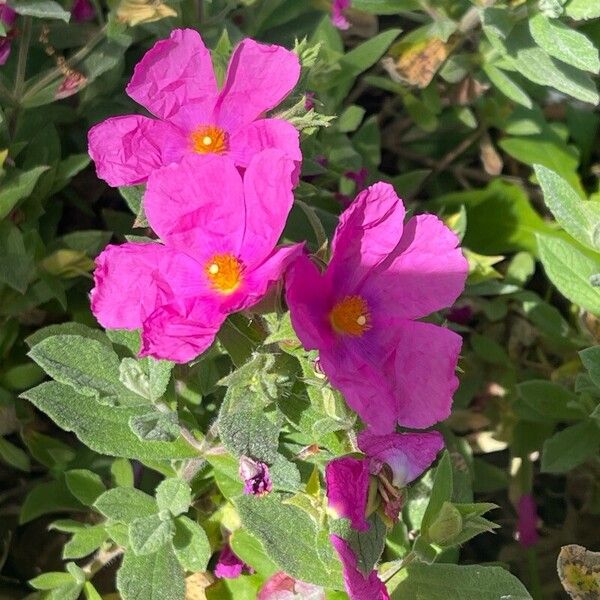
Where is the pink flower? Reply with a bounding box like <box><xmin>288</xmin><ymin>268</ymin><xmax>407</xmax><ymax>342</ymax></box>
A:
<box><xmin>286</xmin><ymin>183</ymin><xmax>467</xmax><ymax>433</ymax></box>
<box><xmin>331</xmin><ymin>0</ymin><xmax>351</xmax><ymax>30</ymax></box>
<box><xmin>71</xmin><ymin>0</ymin><xmax>95</xmax><ymax>22</ymax></box>
<box><xmin>517</xmin><ymin>494</ymin><xmax>539</xmax><ymax>548</ymax></box>
<box><xmin>0</xmin><ymin>2</ymin><xmax>17</xmax><ymax>66</ymax></box>
<box><xmin>258</xmin><ymin>572</ymin><xmax>325</xmax><ymax>600</ymax></box>
<box><xmin>88</xmin><ymin>29</ymin><xmax>301</xmax><ymax>187</ymax></box>
<box><xmin>325</xmin><ymin>432</ymin><xmax>442</xmax><ymax>599</ymax></box>
<box><xmin>239</xmin><ymin>456</ymin><xmax>273</xmax><ymax>496</ymax></box>
<box><xmin>91</xmin><ymin>150</ymin><xmax>302</xmax><ymax>363</ymax></box>
<box><xmin>214</xmin><ymin>543</ymin><xmax>254</xmax><ymax>579</ymax></box>
<box><xmin>55</xmin><ymin>71</ymin><xmax>87</xmax><ymax>100</ymax></box>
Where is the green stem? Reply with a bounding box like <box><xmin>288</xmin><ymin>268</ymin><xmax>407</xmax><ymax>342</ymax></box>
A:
<box><xmin>13</xmin><ymin>17</ymin><xmax>32</xmax><ymax>98</ymax></box>
<box><xmin>526</xmin><ymin>547</ymin><xmax>543</xmax><ymax>600</ymax></box>
<box><xmin>381</xmin><ymin>550</ymin><xmax>418</xmax><ymax>583</ymax></box>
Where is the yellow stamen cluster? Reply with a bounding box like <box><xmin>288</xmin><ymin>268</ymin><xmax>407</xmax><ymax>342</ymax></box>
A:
<box><xmin>190</xmin><ymin>125</ymin><xmax>228</xmax><ymax>155</ymax></box>
<box><xmin>205</xmin><ymin>254</ymin><xmax>243</xmax><ymax>294</ymax></box>
<box><xmin>329</xmin><ymin>295</ymin><xmax>371</xmax><ymax>336</ymax></box>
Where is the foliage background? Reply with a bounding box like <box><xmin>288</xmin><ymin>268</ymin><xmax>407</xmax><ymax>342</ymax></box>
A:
<box><xmin>0</xmin><ymin>0</ymin><xmax>599</xmax><ymax>598</ymax></box>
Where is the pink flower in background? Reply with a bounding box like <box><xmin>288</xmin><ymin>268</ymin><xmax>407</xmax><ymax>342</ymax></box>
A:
<box><xmin>517</xmin><ymin>494</ymin><xmax>539</xmax><ymax>548</ymax></box>
<box><xmin>258</xmin><ymin>572</ymin><xmax>325</xmax><ymax>600</ymax></box>
<box><xmin>286</xmin><ymin>183</ymin><xmax>467</xmax><ymax>434</ymax></box>
<box><xmin>239</xmin><ymin>456</ymin><xmax>273</xmax><ymax>496</ymax></box>
<box><xmin>91</xmin><ymin>150</ymin><xmax>302</xmax><ymax>363</ymax></box>
<box><xmin>325</xmin><ymin>432</ymin><xmax>442</xmax><ymax>599</ymax></box>
<box><xmin>214</xmin><ymin>544</ymin><xmax>254</xmax><ymax>579</ymax></box>
<box><xmin>331</xmin><ymin>0</ymin><xmax>351</xmax><ymax>30</ymax></box>
<box><xmin>71</xmin><ymin>0</ymin><xmax>95</xmax><ymax>22</ymax></box>
<box><xmin>88</xmin><ymin>28</ymin><xmax>301</xmax><ymax>187</ymax></box>
<box><xmin>55</xmin><ymin>71</ymin><xmax>87</xmax><ymax>100</ymax></box>
<box><xmin>0</xmin><ymin>2</ymin><xmax>17</xmax><ymax>66</ymax></box>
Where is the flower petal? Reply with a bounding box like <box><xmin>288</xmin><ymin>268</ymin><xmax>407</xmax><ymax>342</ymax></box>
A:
<box><xmin>88</xmin><ymin>115</ymin><xmax>184</xmax><ymax>187</ymax></box>
<box><xmin>144</xmin><ymin>154</ymin><xmax>245</xmax><ymax>258</ymax></box>
<box><xmin>365</xmin><ymin>214</ymin><xmax>468</xmax><ymax>320</ymax></box>
<box><xmin>228</xmin><ymin>118</ymin><xmax>301</xmax><ymax>168</ymax></box>
<box><xmin>392</xmin><ymin>320</ymin><xmax>462</xmax><ymax>429</ymax></box>
<box><xmin>327</xmin><ymin>182</ymin><xmax>406</xmax><ymax>296</ymax></box>
<box><xmin>286</xmin><ymin>254</ymin><xmax>336</xmax><ymax>351</ymax></box>
<box><xmin>325</xmin><ymin>457</ymin><xmax>370</xmax><ymax>531</ymax></box>
<box><xmin>140</xmin><ymin>297</ymin><xmax>225</xmax><ymax>363</ymax></box>
<box><xmin>215</xmin><ymin>39</ymin><xmax>300</xmax><ymax>132</ymax></box>
<box><xmin>330</xmin><ymin>536</ymin><xmax>390</xmax><ymax>600</ymax></box>
<box><xmin>331</xmin><ymin>0</ymin><xmax>351</xmax><ymax>30</ymax></box>
<box><xmin>357</xmin><ymin>430</ymin><xmax>444</xmax><ymax>486</ymax></box>
<box><xmin>239</xmin><ymin>149</ymin><xmax>297</xmax><ymax>266</ymax></box>
<box><xmin>91</xmin><ymin>243</ymin><xmax>203</xmax><ymax>330</ymax></box>
<box><xmin>126</xmin><ymin>29</ymin><xmax>217</xmax><ymax>123</ymax></box>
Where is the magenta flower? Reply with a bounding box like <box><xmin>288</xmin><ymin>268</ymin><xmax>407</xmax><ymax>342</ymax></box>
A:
<box><xmin>286</xmin><ymin>183</ymin><xmax>467</xmax><ymax>434</ymax></box>
<box><xmin>0</xmin><ymin>2</ymin><xmax>17</xmax><ymax>66</ymax></box>
<box><xmin>331</xmin><ymin>0</ymin><xmax>351</xmax><ymax>30</ymax></box>
<box><xmin>88</xmin><ymin>28</ymin><xmax>301</xmax><ymax>187</ymax></box>
<box><xmin>214</xmin><ymin>543</ymin><xmax>254</xmax><ymax>579</ymax></box>
<box><xmin>71</xmin><ymin>0</ymin><xmax>95</xmax><ymax>22</ymax></box>
<box><xmin>517</xmin><ymin>494</ymin><xmax>539</xmax><ymax>548</ymax></box>
<box><xmin>258</xmin><ymin>572</ymin><xmax>325</xmax><ymax>600</ymax></box>
<box><xmin>91</xmin><ymin>150</ymin><xmax>302</xmax><ymax>363</ymax></box>
<box><xmin>239</xmin><ymin>456</ymin><xmax>273</xmax><ymax>496</ymax></box>
<box><xmin>326</xmin><ymin>431</ymin><xmax>442</xmax><ymax>599</ymax></box>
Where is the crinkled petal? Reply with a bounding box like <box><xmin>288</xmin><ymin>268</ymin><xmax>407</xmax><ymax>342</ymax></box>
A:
<box><xmin>239</xmin><ymin>149</ymin><xmax>297</xmax><ymax>266</ymax></box>
<box><xmin>213</xmin><ymin>544</ymin><xmax>253</xmax><ymax>579</ymax></box>
<box><xmin>126</xmin><ymin>28</ymin><xmax>217</xmax><ymax>123</ymax></box>
<box><xmin>215</xmin><ymin>39</ymin><xmax>300</xmax><ymax>132</ymax></box>
<box><xmin>88</xmin><ymin>115</ymin><xmax>185</xmax><ymax>187</ymax></box>
<box><xmin>228</xmin><ymin>118</ymin><xmax>301</xmax><ymax>169</ymax></box>
<box><xmin>365</xmin><ymin>214</ymin><xmax>467</xmax><ymax>320</ymax></box>
<box><xmin>331</xmin><ymin>0</ymin><xmax>351</xmax><ymax>30</ymax></box>
<box><xmin>327</xmin><ymin>183</ymin><xmax>406</xmax><ymax>296</ymax></box>
<box><xmin>91</xmin><ymin>243</ymin><xmax>203</xmax><ymax>330</ymax></box>
<box><xmin>392</xmin><ymin>320</ymin><xmax>462</xmax><ymax>429</ymax></box>
<box><xmin>325</xmin><ymin>457</ymin><xmax>370</xmax><ymax>532</ymax></box>
<box><xmin>357</xmin><ymin>430</ymin><xmax>444</xmax><ymax>486</ymax></box>
<box><xmin>330</xmin><ymin>536</ymin><xmax>390</xmax><ymax>600</ymax></box>
<box><xmin>224</xmin><ymin>243</ymin><xmax>304</xmax><ymax>314</ymax></box>
<box><xmin>286</xmin><ymin>254</ymin><xmax>335</xmax><ymax>351</ymax></box>
<box><xmin>140</xmin><ymin>297</ymin><xmax>225</xmax><ymax>363</ymax></box>
<box><xmin>258</xmin><ymin>572</ymin><xmax>325</xmax><ymax>600</ymax></box>
<box><xmin>144</xmin><ymin>154</ymin><xmax>245</xmax><ymax>258</ymax></box>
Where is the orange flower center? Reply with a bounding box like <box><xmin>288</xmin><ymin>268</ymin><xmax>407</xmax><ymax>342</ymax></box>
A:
<box><xmin>329</xmin><ymin>295</ymin><xmax>371</xmax><ymax>336</ymax></box>
<box><xmin>205</xmin><ymin>254</ymin><xmax>243</xmax><ymax>294</ymax></box>
<box><xmin>190</xmin><ymin>125</ymin><xmax>228</xmax><ymax>155</ymax></box>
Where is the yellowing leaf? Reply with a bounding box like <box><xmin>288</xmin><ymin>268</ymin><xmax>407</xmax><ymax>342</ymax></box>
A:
<box><xmin>116</xmin><ymin>0</ymin><xmax>177</xmax><ymax>26</ymax></box>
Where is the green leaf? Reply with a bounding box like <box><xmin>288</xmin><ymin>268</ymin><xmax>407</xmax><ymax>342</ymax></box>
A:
<box><xmin>25</xmin><ymin>322</ymin><xmax>111</xmax><ymax>349</ymax></box>
<box><xmin>129</xmin><ymin>410</ymin><xmax>180</xmax><ymax>443</ymax></box>
<box><xmin>20</xmin><ymin>478</ymin><xmax>85</xmax><ymax>524</ymax></box>
<box><xmin>65</xmin><ymin>469</ymin><xmax>106</xmax><ymax>506</ymax></box>
<box><xmin>29</xmin><ymin>571</ymin><xmax>74</xmax><ymax>590</ymax></box>
<box><xmin>351</xmin><ymin>0</ymin><xmax>419</xmax><ymax>13</ymax></box>
<box><xmin>173</xmin><ymin>516</ymin><xmax>211</xmax><ymax>572</ymax></box>
<box><xmin>83</xmin><ymin>582</ymin><xmax>103</xmax><ymax>600</ymax></box>
<box><xmin>566</xmin><ymin>0</ymin><xmax>600</xmax><ymax>20</ymax></box>
<box><xmin>0</xmin><ymin>166</ymin><xmax>49</xmax><ymax>220</ymax></box>
<box><xmin>235</xmin><ymin>494</ymin><xmax>343</xmax><ymax>589</ymax></box>
<box><xmin>537</xmin><ymin>234</ymin><xmax>600</xmax><ymax>315</ymax></box>
<box><xmin>580</xmin><ymin>346</ymin><xmax>600</xmax><ymax>387</ymax></box>
<box><xmin>387</xmin><ymin>563</ymin><xmax>532</xmax><ymax>599</ymax></box>
<box><xmin>63</xmin><ymin>526</ymin><xmax>108</xmax><ymax>559</ymax></box>
<box><xmin>129</xmin><ymin>513</ymin><xmax>175</xmax><ymax>555</ymax></box>
<box><xmin>337</xmin><ymin>105</ymin><xmax>366</xmax><ymax>133</ymax></box>
<box><xmin>505</xmin><ymin>22</ymin><xmax>599</xmax><ymax>105</ymax></box>
<box><xmin>156</xmin><ymin>478</ymin><xmax>191</xmax><ymax>517</ymax></box>
<box><xmin>229</xmin><ymin>528</ymin><xmax>278</xmax><ymax>577</ymax></box>
<box><xmin>119</xmin><ymin>357</ymin><xmax>173</xmax><ymax>401</ymax></box>
<box><xmin>117</xmin><ymin>544</ymin><xmax>185</xmax><ymax>600</ymax></box>
<box><xmin>13</xmin><ymin>0</ymin><xmax>71</xmax><ymax>20</ymax></box>
<box><xmin>111</xmin><ymin>458</ymin><xmax>135</xmax><ymax>487</ymax></box>
<box><xmin>0</xmin><ymin>221</ymin><xmax>36</xmax><ymax>293</ymax></box>
<box><xmin>517</xmin><ymin>380</ymin><xmax>583</xmax><ymax>421</ymax></box>
<box><xmin>0</xmin><ymin>436</ymin><xmax>30</xmax><ymax>471</ymax></box>
<box><xmin>22</xmin><ymin>382</ymin><xmax>197</xmax><ymax>460</ymax></box>
<box><xmin>482</xmin><ymin>63</ymin><xmax>532</xmax><ymax>108</ymax></box>
<box><xmin>420</xmin><ymin>452</ymin><xmax>453</xmax><ymax>533</ymax></box>
<box><xmin>535</xmin><ymin>165</ymin><xmax>600</xmax><ymax>251</ymax></box>
<box><xmin>332</xmin><ymin>515</ymin><xmax>386</xmax><ymax>576</ymax></box>
<box><xmin>541</xmin><ymin>420</ymin><xmax>600</xmax><ymax>473</ymax></box>
<box><xmin>529</xmin><ymin>14</ymin><xmax>599</xmax><ymax>73</ymax></box>
<box><xmin>28</xmin><ymin>335</ymin><xmax>131</xmax><ymax>400</ymax></box>
<box><xmin>94</xmin><ymin>487</ymin><xmax>157</xmax><ymax>524</ymax></box>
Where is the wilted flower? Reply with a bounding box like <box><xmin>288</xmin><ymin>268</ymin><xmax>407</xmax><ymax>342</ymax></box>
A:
<box><xmin>517</xmin><ymin>494</ymin><xmax>539</xmax><ymax>548</ymax></box>
<box><xmin>0</xmin><ymin>1</ymin><xmax>17</xmax><ymax>66</ymax></box>
<box><xmin>258</xmin><ymin>572</ymin><xmax>325</xmax><ymax>599</ymax></box>
<box><xmin>214</xmin><ymin>544</ymin><xmax>254</xmax><ymax>579</ymax></box>
<box><xmin>304</xmin><ymin>91</ymin><xmax>316</xmax><ymax>111</ymax></box>
<box><xmin>88</xmin><ymin>28</ymin><xmax>301</xmax><ymax>187</ymax></box>
<box><xmin>286</xmin><ymin>183</ymin><xmax>467</xmax><ymax>433</ymax></box>
<box><xmin>91</xmin><ymin>151</ymin><xmax>302</xmax><ymax>363</ymax></box>
<box><xmin>55</xmin><ymin>71</ymin><xmax>87</xmax><ymax>100</ymax></box>
<box><xmin>239</xmin><ymin>456</ymin><xmax>273</xmax><ymax>496</ymax></box>
<box><xmin>331</xmin><ymin>0</ymin><xmax>351</xmax><ymax>30</ymax></box>
<box><xmin>71</xmin><ymin>0</ymin><xmax>95</xmax><ymax>22</ymax></box>
<box><xmin>325</xmin><ymin>431</ymin><xmax>443</xmax><ymax>599</ymax></box>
